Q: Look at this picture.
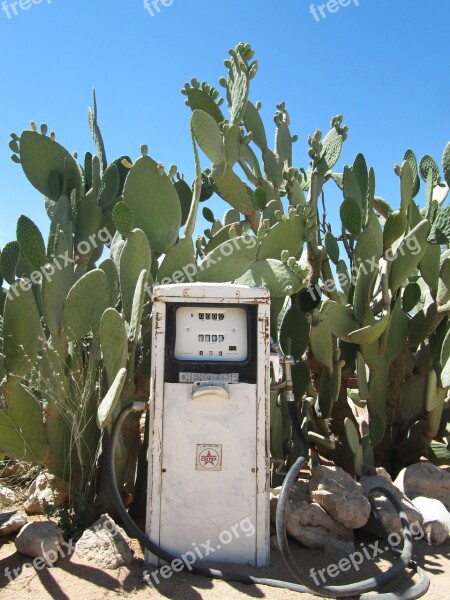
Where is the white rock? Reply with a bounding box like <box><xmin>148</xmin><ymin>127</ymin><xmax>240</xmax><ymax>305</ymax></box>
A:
<box><xmin>411</xmin><ymin>496</ymin><xmax>450</xmax><ymax>544</ymax></box>
<box><xmin>15</xmin><ymin>521</ymin><xmax>66</xmax><ymax>566</ymax></box>
<box><xmin>394</xmin><ymin>462</ymin><xmax>450</xmax><ymax>511</ymax></box>
<box><xmin>24</xmin><ymin>473</ymin><xmax>71</xmax><ymax>516</ymax></box>
<box><xmin>0</xmin><ymin>511</ymin><xmax>28</xmax><ymax>537</ymax></box>
<box><xmin>271</xmin><ymin>482</ymin><xmax>354</xmax><ymax>551</ymax></box>
<box><xmin>0</xmin><ymin>485</ymin><xmax>17</xmax><ymax>508</ymax></box>
<box><xmin>360</xmin><ymin>475</ymin><xmax>423</xmax><ymax>536</ymax></box>
<box><xmin>308</xmin><ymin>465</ymin><xmax>371</xmax><ymax>529</ymax></box>
<box><xmin>75</xmin><ymin>514</ymin><xmax>132</xmax><ymax>569</ymax></box>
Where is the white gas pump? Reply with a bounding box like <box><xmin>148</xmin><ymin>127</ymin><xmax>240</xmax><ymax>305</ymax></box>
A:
<box><xmin>145</xmin><ymin>283</ymin><xmax>271</xmax><ymax>567</ymax></box>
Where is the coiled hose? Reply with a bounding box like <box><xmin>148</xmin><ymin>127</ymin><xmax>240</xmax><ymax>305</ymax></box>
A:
<box><xmin>107</xmin><ymin>401</ymin><xmax>430</xmax><ymax>599</ymax></box>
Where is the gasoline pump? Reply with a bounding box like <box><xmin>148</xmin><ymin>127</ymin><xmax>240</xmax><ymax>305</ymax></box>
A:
<box><xmin>108</xmin><ymin>283</ymin><xmax>430</xmax><ymax>599</ymax></box>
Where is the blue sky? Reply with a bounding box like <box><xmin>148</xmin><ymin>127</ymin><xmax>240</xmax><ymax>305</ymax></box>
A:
<box><xmin>0</xmin><ymin>0</ymin><xmax>449</xmax><ymax>247</ymax></box>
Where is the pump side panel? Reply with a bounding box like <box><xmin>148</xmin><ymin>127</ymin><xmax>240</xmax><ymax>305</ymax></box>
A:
<box><xmin>158</xmin><ymin>383</ymin><xmax>258</xmax><ymax>564</ymax></box>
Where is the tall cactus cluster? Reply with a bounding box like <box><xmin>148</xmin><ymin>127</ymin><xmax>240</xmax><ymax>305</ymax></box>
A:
<box><xmin>302</xmin><ymin>147</ymin><xmax>450</xmax><ymax>476</ymax></box>
<box><xmin>184</xmin><ymin>42</ymin><xmax>450</xmax><ymax>478</ymax></box>
<box><xmin>0</xmin><ymin>43</ymin><xmax>449</xmax><ymax>517</ymax></box>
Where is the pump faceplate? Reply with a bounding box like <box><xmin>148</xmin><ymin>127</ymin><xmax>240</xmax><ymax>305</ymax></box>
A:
<box><xmin>174</xmin><ymin>306</ymin><xmax>248</xmax><ymax>362</ymax></box>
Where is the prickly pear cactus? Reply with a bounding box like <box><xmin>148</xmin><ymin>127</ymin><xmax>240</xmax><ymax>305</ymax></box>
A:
<box><xmin>180</xmin><ymin>43</ymin><xmax>449</xmax><ymax>479</ymax></box>
<box><xmin>0</xmin><ymin>95</ymin><xmax>199</xmax><ymax>514</ymax></box>
<box><xmin>297</xmin><ymin>139</ymin><xmax>450</xmax><ymax>477</ymax></box>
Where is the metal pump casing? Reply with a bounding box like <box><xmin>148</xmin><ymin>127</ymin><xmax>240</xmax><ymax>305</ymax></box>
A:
<box><xmin>146</xmin><ymin>283</ymin><xmax>270</xmax><ymax>567</ymax></box>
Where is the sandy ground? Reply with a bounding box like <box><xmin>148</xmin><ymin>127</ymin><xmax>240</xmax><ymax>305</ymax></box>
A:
<box><xmin>0</xmin><ymin>515</ymin><xmax>449</xmax><ymax>600</ymax></box>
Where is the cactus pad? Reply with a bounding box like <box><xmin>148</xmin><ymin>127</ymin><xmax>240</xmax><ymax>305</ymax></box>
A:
<box><xmin>123</xmin><ymin>155</ymin><xmax>181</xmax><ymax>254</ymax></box>
<box><xmin>62</xmin><ymin>269</ymin><xmax>109</xmax><ymax>341</ymax></box>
